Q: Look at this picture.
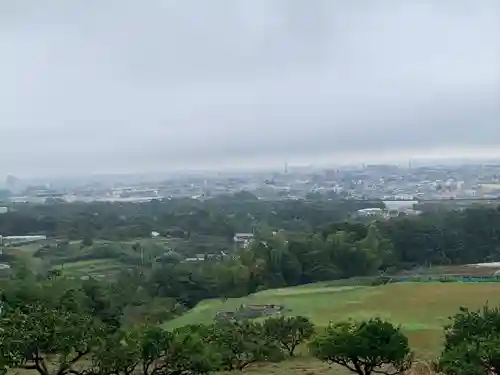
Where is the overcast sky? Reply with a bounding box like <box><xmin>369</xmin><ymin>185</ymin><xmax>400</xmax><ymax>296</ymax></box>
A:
<box><xmin>1</xmin><ymin>0</ymin><xmax>499</xmax><ymax>178</ymax></box>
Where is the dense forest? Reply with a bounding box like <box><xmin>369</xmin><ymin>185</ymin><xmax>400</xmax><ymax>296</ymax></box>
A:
<box><xmin>0</xmin><ymin>194</ymin><xmax>382</xmax><ymax>239</ymax></box>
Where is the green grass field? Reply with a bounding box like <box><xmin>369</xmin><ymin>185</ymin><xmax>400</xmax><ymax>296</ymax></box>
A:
<box><xmin>165</xmin><ymin>281</ymin><xmax>500</xmax><ymax>362</ymax></box>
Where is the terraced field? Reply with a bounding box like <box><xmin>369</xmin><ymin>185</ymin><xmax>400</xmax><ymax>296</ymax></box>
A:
<box><xmin>51</xmin><ymin>258</ymin><xmax>131</xmax><ymax>279</ymax></box>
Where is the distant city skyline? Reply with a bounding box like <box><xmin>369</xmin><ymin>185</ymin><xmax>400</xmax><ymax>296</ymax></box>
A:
<box><xmin>4</xmin><ymin>146</ymin><xmax>500</xmax><ymax>184</ymax></box>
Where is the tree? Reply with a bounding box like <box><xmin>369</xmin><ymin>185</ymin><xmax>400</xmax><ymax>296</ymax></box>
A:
<box><xmin>163</xmin><ymin>325</ymin><xmax>220</xmax><ymax>375</ymax></box>
<box><xmin>81</xmin><ymin>236</ymin><xmax>93</xmax><ymax>248</ymax></box>
<box><xmin>81</xmin><ymin>279</ymin><xmax>123</xmax><ymax>332</ymax></box>
<box><xmin>0</xmin><ymin>303</ymin><xmax>103</xmax><ymax>375</ymax></box>
<box><xmin>437</xmin><ymin>305</ymin><xmax>500</xmax><ymax>375</ymax></box>
<box><xmin>91</xmin><ymin>329</ymin><xmax>141</xmax><ymax>375</ymax></box>
<box><xmin>77</xmin><ymin>325</ymin><xmax>218</xmax><ymax>375</ymax></box>
<box><xmin>356</xmin><ymin>223</ymin><xmax>394</xmax><ymax>272</ymax></box>
<box><xmin>206</xmin><ymin>320</ymin><xmax>283</xmax><ymax>371</ymax></box>
<box><xmin>136</xmin><ymin>325</ymin><xmax>219</xmax><ymax>375</ymax></box>
<box><xmin>263</xmin><ymin>316</ymin><xmax>315</xmax><ymax>356</ymax></box>
<box><xmin>137</xmin><ymin>326</ymin><xmax>173</xmax><ymax>375</ymax></box>
<box><xmin>326</xmin><ymin>231</ymin><xmax>370</xmax><ymax>278</ymax></box>
<box><xmin>310</xmin><ymin>318</ymin><xmax>413</xmax><ymax>375</ymax></box>
<box><xmin>132</xmin><ymin>242</ymin><xmax>146</xmax><ymax>265</ymax></box>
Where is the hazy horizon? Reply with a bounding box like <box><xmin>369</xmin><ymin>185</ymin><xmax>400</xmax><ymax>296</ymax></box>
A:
<box><xmin>6</xmin><ymin>147</ymin><xmax>500</xmax><ymax>183</ymax></box>
<box><xmin>1</xmin><ymin>0</ymin><xmax>499</xmax><ymax>178</ymax></box>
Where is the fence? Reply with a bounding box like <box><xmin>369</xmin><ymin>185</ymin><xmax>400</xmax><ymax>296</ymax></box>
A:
<box><xmin>391</xmin><ymin>274</ymin><xmax>500</xmax><ymax>283</ymax></box>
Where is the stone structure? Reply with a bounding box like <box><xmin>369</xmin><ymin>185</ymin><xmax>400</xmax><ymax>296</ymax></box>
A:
<box><xmin>215</xmin><ymin>304</ymin><xmax>290</xmax><ymax>322</ymax></box>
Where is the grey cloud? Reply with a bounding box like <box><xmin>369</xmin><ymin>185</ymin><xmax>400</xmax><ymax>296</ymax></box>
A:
<box><xmin>1</xmin><ymin>0</ymin><xmax>499</xmax><ymax>177</ymax></box>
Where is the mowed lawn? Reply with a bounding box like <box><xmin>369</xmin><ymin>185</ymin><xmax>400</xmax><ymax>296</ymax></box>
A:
<box><xmin>165</xmin><ymin>282</ymin><xmax>500</xmax><ymax>359</ymax></box>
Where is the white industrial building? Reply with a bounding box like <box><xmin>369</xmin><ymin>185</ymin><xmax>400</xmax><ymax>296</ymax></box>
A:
<box><xmin>357</xmin><ymin>208</ymin><xmax>384</xmax><ymax>217</ymax></box>
<box><xmin>357</xmin><ymin>200</ymin><xmax>421</xmax><ymax>219</ymax></box>
<box><xmin>233</xmin><ymin>233</ymin><xmax>254</xmax><ymax>248</ymax></box>
<box><xmin>0</xmin><ymin>235</ymin><xmax>47</xmax><ymax>247</ymax></box>
<box><xmin>383</xmin><ymin>200</ymin><xmax>418</xmax><ymax>211</ymax></box>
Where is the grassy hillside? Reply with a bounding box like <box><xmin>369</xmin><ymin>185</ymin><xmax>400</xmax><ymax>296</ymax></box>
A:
<box><xmin>165</xmin><ymin>281</ymin><xmax>500</xmax><ymax>360</ymax></box>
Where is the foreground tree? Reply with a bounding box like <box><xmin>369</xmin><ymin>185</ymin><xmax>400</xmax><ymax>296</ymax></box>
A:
<box><xmin>92</xmin><ymin>325</ymin><xmax>219</xmax><ymax>375</ymax></box>
<box><xmin>138</xmin><ymin>326</ymin><xmax>173</xmax><ymax>375</ymax></box>
<box><xmin>263</xmin><ymin>315</ymin><xmax>315</xmax><ymax>356</ymax></box>
<box><xmin>206</xmin><ymin>320</ymin><xmax>284</xmax><ymax>371</ymax></box>
<box><xmin>0</xmin><ymin>303</ymin><xmax>103</xmax><ymax>375</ymax></box>
<box><xmin>162</xmin><ymin>326</ymin><xmax>220</xmax><ymax>375</ymax></box>
<box><xmin>437</xmin><ymin>305</ymin><xmax>500</xmax><ymax>375</ymax></box>
<box><xmin>310</xmin><ymin>318</ymin><xmax>413</xmax><ymax>375</ymax></box>
<box><xmin>91</xmin><ymin>330</ymin><xmax>141</xmax><ymax>375</ymax></box>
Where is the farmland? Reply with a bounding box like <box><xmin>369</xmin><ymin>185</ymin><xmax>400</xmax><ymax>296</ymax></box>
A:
<box><xmin>1</xmin><ymin>240</ymin><xmax>138</xmax><ymax>279</ymax></box>
<box><xmin>51</xmin><ymin>258</ymin><xmax>130</xmax><ymax>278</ymax></box>
<box><xmin>1</xmin><ymin>236</ymin><xmax>217</xmax><ymax>280</ymax></box>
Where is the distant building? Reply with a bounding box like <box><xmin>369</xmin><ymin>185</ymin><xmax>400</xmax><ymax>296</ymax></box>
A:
<box><xmin>383</xmin><ymin>200</ymin><xmax>418</xmax><ymax>211</ymax></box>
<box><xmin>357</xmin><ymin>208</ymin><xmax>384</xmax><ymax>217</ymax></box>
<box><xmin>0</xmin><ymin>235</ymin><xmax>47</xmax><ymax>246</ymax></box>
<box><xmin>0</xmin><ymin>207</ymin><xmax>7</xmax><ymax>214</ymax></box>
<box><xmin>401</xmin><ymin>209</ymin><xmax>422</xmax><ymax>216</ymax></box>
<box><xmin>357</xmin><ymin>202</ymin><xmax>422</xmax><ymax>219</ymax></box>
<box><xmin>184</xmin><ymin>251</ymin><xmax>227</xmax><ymax>262</ymax></box>
<box><xmin>233</xmin><ymin>233</ymin><xmax>254</xmax><ymax>248</ymax></box>
<box><xmin>9</xmin><ymin>196</ymin><xmax>47</xmax><ymax>204</ymax></box>
<box><xmin>5</xmin><ymin>175</ymin><xmax>19</xmax><ymax>191</ymax></box>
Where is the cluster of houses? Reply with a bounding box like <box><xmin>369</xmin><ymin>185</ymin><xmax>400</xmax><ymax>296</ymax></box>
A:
<box><xmin>183</xmin><ymin>233</ymin><xmax>255</xmax><ymax>262</ymax></box>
